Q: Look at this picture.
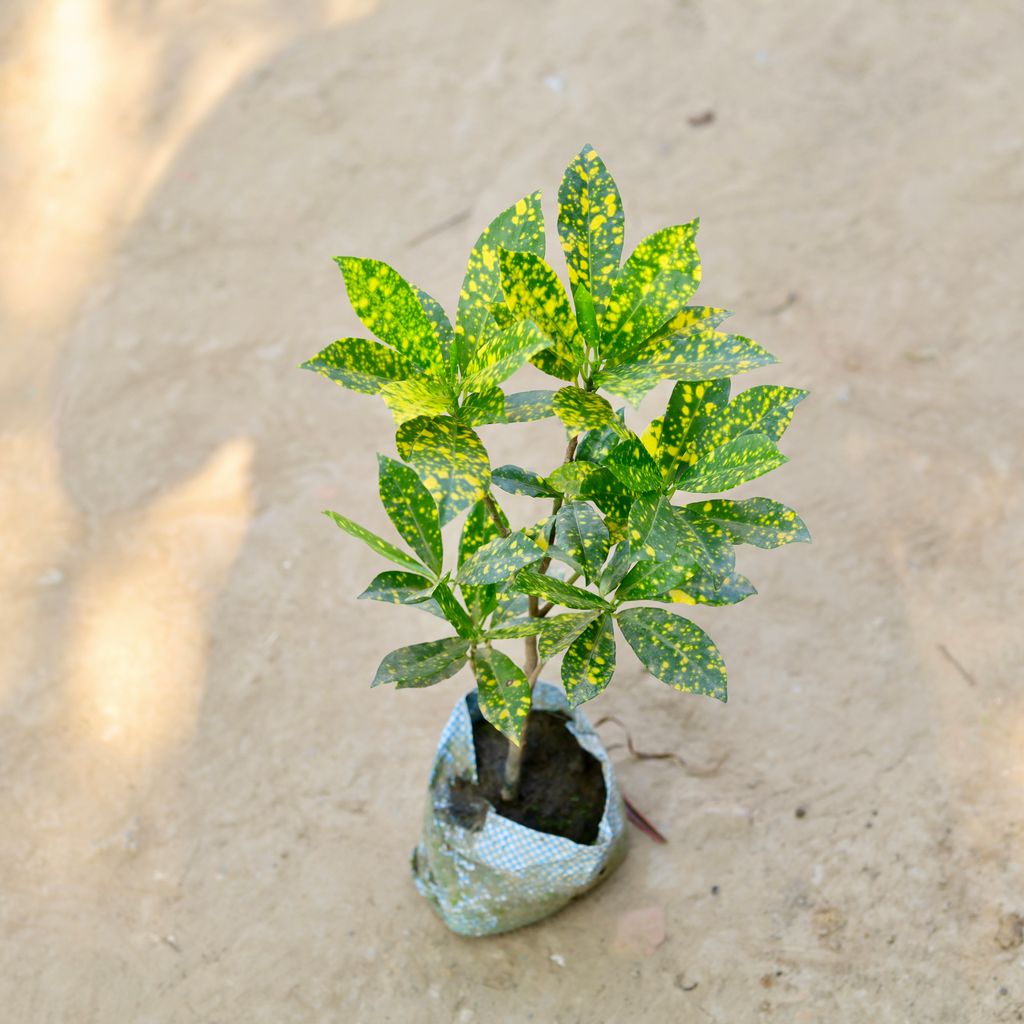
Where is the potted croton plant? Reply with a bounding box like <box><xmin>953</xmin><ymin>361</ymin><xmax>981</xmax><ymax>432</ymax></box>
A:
<box><xmin>303</xmin><ymin>145</ymin><xmax>809</xmax><ymax>936</ymax></box>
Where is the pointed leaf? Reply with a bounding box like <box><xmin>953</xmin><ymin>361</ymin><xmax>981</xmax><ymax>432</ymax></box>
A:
<box><xmin>473</xmin><ymin>648</ymin><xmax>532</xmax><ymax>746</ymax></box>
<box><xmin>458</xmin><ymin>499</ymin><xmax>506</xmax><ymax>621</ymax></box>
<box><xmin>358</xmin><ymin>570</ymin><xmax>445</xmax><ymax>618</ymax></box>
<box><xmin>572</xmin><ymin>284</ymin><xmax>601</xmax><ymax>347</ymax></box>
<box><xmin>379</xmin><ymin>376</ymin><xmax>454</xmax><ymax>424</ymax></box>
<box><xmin>502</xmin><ymin>390</ymin><xmax>557</xmax><ymax>422</ymax></box>
<box><xmin>492</xmin><ymin>464</ymin><xmax>558</xmax><ymax>498</ymax></box>
<box><xmin>617</xmin><ymin>607</ymin><xmax>727</xmax><ymax>701</ymax></box>
<box><xmin>458</xmin><ymin>530</ymin><xmax>547</xmax><ymax>586</ymax></box>
<box><xmin>431</xmin><ymin>582</ymin><xmax>477</xmax><ymax>639</ymax></box>
<box><xmin>563</xmin><ymin>614</ymin><xmax>616</xmax><ymax>708</ymax></box>
<box><xmin>606</xmin><ymin>437</ymin><xmax>663</xmax><ymax>493</ymax></box>
<box><xmin>652</xmin><ymin>570</ymin><xmax>757</xmax><ymax>607</ymax></box>
<box><xmin>485</xmin><ymin>618</ymin><xmax>546</xmax><ymax>639</ymax></box>
<box><xmin>460</xmin><ymin>387</ymin><xmax>505</xmax><ymax>426</ymax></box>
<box><xmin>558</xmin><ymin>145</ymin><xmax>625</xmax><ymax>317</ymax></box>
<box><xmin>691</xmin><ymin>385</ymin><xmax>809</xmax><ymax>458</ymax></box>
<box><xmin>659</xmin><ymin>379</ymin><xmax>731</xmax><ymax>476</ymax></box>
<box><xmin>627</xmin><ymin>495</ymin><xmax>678</xmax><ymax>560</ymax></box>
<box><xmin>301</xmin><ymin>338</ymin><xmax>420</xmax><ymax>394</ymax></box>
<box><xmin>372</xmin><ymin>637</ymin><xmax>470</xmax><ymax>689</ymax></box>
<box><xmin>537</xmin><ymin>611</ymin><xmax>602</xmax><ymax>662</ymax></box>
<box><xmin>615</xmin><ymin>545</ymin><xmax>699</xmax><ymax>601</ymax></box>
<box><xmin>555</xmin><ymin>501</ymin><xmax>610</xmax><ymax>584</ymax></box>
<box><xmin>396</xmin><ymin>416</ymin><xmax>491</xmax><ymax>526</ymax></box>
<box><xmin>552</xmin><ymin>386</ymin><xmax>630</xmax><ymax>438</ymax></box>
<box><xmin>513</xmin><ymin>570</ymin><xmax>612</xmax><ymax>611</ymax></box>
<box><xmin>323</xmin><ymin>510</ymin><xmax>425</xmax><ymax>573</ymax></box>
<box><xmin>463</xmin><ymin>319</ymin><xmax>552</xmax><ymax>392</ymax></box>
<box><xmin>599</xmin><ymin>541</ymin><xmax>634</xmax><ymax>595</ymax></box>
<box><xmin>416</xmin><ymin>287</ymin><xmax>454</xmax><ymax>364</ymax></box>
<box><xmin>336</xmin><ymin>257</ymin><xmax>443</xmax><ymax>369</ymax></box>
<box><xmin>546</xmin><ymin>461</ymin><xmax>599</xmax><ymax>499</ymax></box>
<box><xmin>685</xmin><ymin>497</ymin><xmax>810</xmax><ymax>548</ymax></box>
<box><xmin>676</xmin><ymin>433</ymin><xmax>787</xmax><ymax>493</ymax></box>
<box><xmin>377</xmin><ymin>455</ymin><xmax>443</xmax><ymax>574</ymax></box>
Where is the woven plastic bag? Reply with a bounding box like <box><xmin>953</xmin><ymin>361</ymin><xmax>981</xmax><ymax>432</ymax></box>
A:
<box><xmin>411</xmin><ymin>682</ymin><xmax>628</xmax><ymax>936</ymax></box>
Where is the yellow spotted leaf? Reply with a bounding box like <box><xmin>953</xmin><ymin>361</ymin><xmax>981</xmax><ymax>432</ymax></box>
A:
<box><xmin>473</xmin><ymin>648</ymin><xmax>532</xmax><ymax>746</ymax></box>
<box><xmin>562</xmin><ymin>614</ymin><xmax>616</xmax><ymax>708</ymax></box>
<box><xmin>301</xmin><ymin>338</ymin><xmax>420</xmax><ymax>395</ymax></box>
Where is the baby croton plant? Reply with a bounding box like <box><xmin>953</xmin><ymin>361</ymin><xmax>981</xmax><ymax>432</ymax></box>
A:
<box><xmin>304</xmin><ymin>145</ymin><xmax>808</xmax><ymax>801</ymax></box>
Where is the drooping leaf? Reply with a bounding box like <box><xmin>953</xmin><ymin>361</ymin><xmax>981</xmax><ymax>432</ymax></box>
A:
<box><xmin>690</xmin><ymin>385</ymin><xmax>809</xmax><ymax>458</ymax></box>
<box><xmin>431</xmin><ymin>582</ymin><xmax>477</xmax><ymax>639</ymax></box>
<box><xmin>558</xmin><ymin>145</ymin><xmax>625</xmax><ymax>317</ymax></box>
<box><xmin>323</xmin><ymin>510</ymin><xmax>425</xmax><ymax>573</ymax></box>
<box><xmin>301</xmin><ymin>338</ymin><xmax>420</xmax><ymax>395</ymax></box>
<box><xmin>685</xmin><ymin>497</ymin><xmax>810</xmax><ymax>549</ymax></box>
<box><xmin>658</xmin><ymin>379</ymin><xmax>731</xmax><ymax>475</ymax></box>
<box><xmin>455</xmin><ymin>192</ymin><xmax>545</xmax><ymax>373</ymax></box>
<box><xmin>492</xmin><ymin>464</ymin><xmax>558</xmax><ymax>498</ymax></box>
<box><xmin>675</xmin><ymin>433</ymin><xmax>787</xmax><ymax>493</ymax></box>
<box><xmin>462</xmin><ymin>319</ymin><xmax>552</xmax><ymax>393</ymax></box>
<box><xmin>460</xmin><ymin>387</ymin><xmax>505</xmax><ymax>426</ymax></box>
<box><xmin>458</xmin><ymin>530</ymin><xmax>547</xmax><ymax>586</ymax></box>
<box><xmin>555</xmin><ymin>500</ymin><xmax>610</xmax><ymax>584</ymax></box>
<box><xmin>379</xmin><ymin>376</ymin><xmax>454</xmax><ymax>424</ymax></box>
<box><xmin>358</xmin><ymin>570</ymin><xmax>445</xmax><ymax>618</ymax></box>
<box><xmin>513</xmin><ymin>570</ymin><xmax>612</xmax><ymax>611</ymax></box>
<box><xmin>396</xmin><ymin>416</ymin><xmax>491</xmax><ymax>526</ymax></box>
<box><xmin>499</xmin><ymin>249</ymin><xmax>586</xmax><ymax>379</ymax></box>
<box><xmin>537</xmin><ymin>610</ymin><xmax>602</xmax><ymax>662</ymax></box>
<box><xmin>605</xmin><ymin>437</ymin><xmax>664</xmax><ymax>494</ymax></box>
<box><xmin>473</xmin><ymin>648</ymin><xmax>532</xmax><ymax>745</ymax></box>
<box><xmin>617</xmin><ymin>606</ymin><xmax>727</xmax><ymax>701</ymax></box>
<box><xmin>651</xmin><ymin>569</ymin><xmax>757</xmax><ymax>607</ymax></box>
<box><xmin>563</xmin><ymin>614</ymin><xmax>616</xmax><ymax>708</ymax></box>
<box><xmin>627</xmin><ymin>494</ymin><xmax>678</xmax><ymax>560</ymax></box>
<box><xmin>546</xmin><ymin>461</ymin><xmax>599</xmax><ymax>499</ymax></box>
<box><xmin>377</xmin><ymin>455</ymin><xmax>443</xmax><ymax>574</ymax></box>
<box><xmin>336</xmin><ymin>257</ymin><xmax>443</xmax><ymax>369</ymax></box>
<box><xmin>502</xmin><ymin>390</ymin><xmax>558</xmax><ymax>422</ymax></box>
<box><xmin>552</xmin><ymin>386</ymin><xmax>629</xmax><ymax>438</ymax></box>
<box><xmin>372</xmin><ymin>636</ymin><xmax>470</xmax><ymax>688</ymax></box>
<box><xmin>600</xmin><ymin>220</ymin><xmax>701</xmax><ymax>351</ymax></box>
<box><xmin>485</xmin><ymin>618</ymin><xmax>547</xmax><ymax>639</ymax></box>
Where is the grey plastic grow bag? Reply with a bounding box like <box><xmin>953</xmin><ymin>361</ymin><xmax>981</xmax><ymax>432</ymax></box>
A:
<box><xmin>411</xmin><ymin>682</ymin><xmax>628</xmax><ymax>937</ymax></box>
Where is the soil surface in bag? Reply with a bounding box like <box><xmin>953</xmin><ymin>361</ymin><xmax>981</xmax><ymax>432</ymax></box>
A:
<box><xmin>450</xmin><ymin>708</ymin><xmax>607</xmax><ymax>844</ymax></box>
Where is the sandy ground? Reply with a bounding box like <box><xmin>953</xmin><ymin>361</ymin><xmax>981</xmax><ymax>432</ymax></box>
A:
<box><xmin>2</xmin><ymin>0</ymin><xmax>1023</xmax><ymax>1020</ymax></box>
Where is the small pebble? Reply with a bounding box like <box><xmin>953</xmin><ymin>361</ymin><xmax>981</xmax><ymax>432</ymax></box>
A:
<box><xmin>710</xmin><ymin>885</ymin><xmax>720</xmax><ymax>896</ymax></box>
<box><xmin>795</xmin><ymin>806</ymin><xmax>807</xmax><ymax>819</ymax></box>
<box><xmin>550</xmin><ymin>953</ymin><xmax>565</xmax><ymax>967</ymax></box>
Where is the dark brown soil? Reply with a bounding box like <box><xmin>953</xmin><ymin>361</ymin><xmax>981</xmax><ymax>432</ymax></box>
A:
<box><xmin>449</xmin><ymin>698</ymin><xmax>607</xmax><ymax>845</ymax></box>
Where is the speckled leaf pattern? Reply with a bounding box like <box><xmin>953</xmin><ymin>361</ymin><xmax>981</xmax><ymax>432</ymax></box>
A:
<box><xmin>357</xmin><ymin>570</ymin><xmax>445</xmax><ymax>618</ymax></box>
<box><xmin>323</xmin><ymin>510</ymin><xmax>425</xmax><ymax>574</ymax></box>
<box><xmin>659</xmin><ymin>379</ymin><xmax>731</xmax><ymax>475</ymax></box>
<box><xmin>336</xmin><ymin>257</ymin><xmax>443</xmax><ymax>370</ymax></box>
<box><xmin>459</xmin><ymin>387</ymin><xmax>505</xmax><ymax>426</ymax></box>
<box><xmin>614</xmin><ymin>546</ymin><xmax>699</xmax><ymax>602</ymax></box>
<box><xmin>396</xmin><ymin>416</ymin><xmax>491</xmax><ymax>526</ymax></box>
<box><xmin>372</xmin><ymin>636</ymin><xmax>470</xmax><ymax>689</ymax></box>
<box><xmin>473</xmin><ymin>648</ymin><xmax>532</xmax><ymax>746</ymax></box>
<box><xmin>513</xmin><ymin>570</ymin><xmax>612</xmax><ymax>611</ymax></box>
<box><xmin>431</xmin><ymin>582</ymin><xmax>477</xmax><ymax>639</ymax></box>
<box><xmin>462</xmin><ymin>319</ymin><xmax>551</xmax><ymax>393</ymax></box>
<box><xmin>572</xmin><ymin>284</ymin><xmax>601</xmax><ymax>347</ymax></box>
<box><xmin>685</xmin><ymin>498</ymin><xmax>810</xmax><ymax>549</ymax></box>
<box><xmin>458</xmin><ymin>530</ymin><xmax>547</xmax><ymax>586</ymax></box>
<box><xmin>501</xmin><ymin>390</ymin><xmax>557</xmax><ymax>422</ymax></box>
<box><xmin>546</xmin><ymin>462</ymin><xmax>598</xmax><ymax>499</ymax></box>
<box><xmin>600</xmin><ymin>220</ymin><xmax>701</xmax><ymax>350</ymax></box>
<box><xmin>562</xmin><ymin>614</ymin><xmax>616</xmax><ymax>708</ymax></box>
<box><xmin>652</xmin><ymin>569</ymin><xmax>757</xmax><ymax>607</ymax></box>
<box><xmin>579</xmin><ymin>469</ymin><xmax>634</xmax><ymax>532</ymax></box>
<box><xmin>606</xmin><ymin>437</ymin><xmax>664</xmax><ymax>494</ymax></box>
<box><xmin>617</xmin><ymin>607</ymin><xmax>727</xmax><ymax>702</ymax></box>
<box><xmin>611</xmin><ymin>305</ymin><xmax>732</xmax><ymax>367</ymax></box>
<box><xmin>598</xmin><ymin>541</ymin><xmax>634</xmax><ymax>595</ymax></box>
<box><xmin>558</xmin><ymin>145</ymin><xmax>624</xmax><ymax>317</ymax></box>
<box><xmin>594</xmin><ymin>329</ymin><xmax>777</xmax><ymax>407</ymax></box>
<box><xmin>575</xmin><ymin>416</ymin><xmax>626</xmax><ymax>464</ymax></box>
<box><xmin>627</xmin><ymin>495</ymin><xmax>678</xmax><ymax>560</ymax></box>
<box><xmin>301</xmin><ymin>338</ymin><xmax>420</xmax><ymax>395</ymax></box>
<box><xmin>484</xmin><ymin>619</ymin><xmax>547</xmax><ymax>639</ymax></box>
<box><xmin>458</xmin><ymin>499</ymin><xmax>507</xmax><ymax>622</ymax></box>
<box><xmin>455</xmin><ymin>192</ymin><xmax>545</xmax><ymax>373</ymax></box>
<box><xmin>671</xmin><ymin>507</ymin><xmax>735</xmax><ymax>579</ymax></box>
<box><xmin>537</xmin><ymin>611</ymin><xmax>601</xmax><ymax>662</ymax></box>
<box><xmin>488</xmin><ymin>592</ymin><xmax>530</xmax><ymax>628</ymax></box>
<box><xmin>555</xmin><ymin>501</ymin><xmax>610</xmax><ymax>584</ymax></box>
<box><xmin>416</xmin><ymin>287</ymin><xmax>455</xmax><ymax>366</ymax></box>
<box><xmin>379</xmin><ymin>377</ymin><xmax>454</xmax><ymax>424</ymax></box>
<box><xmin>552</xmin><ymin>387</ymin><xmax>629</xmax><ymax>438</ymax></box>
<box><xmin>676</xmin><ymin>433</ymin><xmax>787</xmax><ymax>493</ymax></box>
<box><xmin>492</xmin><ymin>464</ymin><xmax>557</xmax><ymax>498</ymax></box>
<box><xmin>377</xmin><ymin>455</ymin><xmax>443</xmax><ymax>574</ymax></box>
<box><xmin>499</xmin><ymin>249</ymin><xmax>585</xmax><ymax>379</ymax></box>
<box><xmin>691</xmin><ymin>385</ymin><xmax>808</xmax><ymax>460</ymax></box>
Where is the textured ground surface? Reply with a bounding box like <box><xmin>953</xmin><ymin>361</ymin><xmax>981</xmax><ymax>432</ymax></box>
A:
<box><xmin>2</xmin><ymin>1</ymin><xmax>1023</xmax><ymax>1021</ymax></box>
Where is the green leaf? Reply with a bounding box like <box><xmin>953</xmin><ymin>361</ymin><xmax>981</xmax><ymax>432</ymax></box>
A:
<box><xmin>690</xmin><ymin>385</ymin><xmax>809</xmax><ymax>458</ymax></box>
<box><xmin>323</xmin><ymin>510</ymin><xmax>425</xmax><ymax>573</ymax></box>
<box><xmin>458</xmin><ymin>499</ymin><xmax>506</xmax><ymax>622</ymax></box>
<box><xmin>377</xmin><ymin>455</ymin><xmax>443</xmax><ymax>574</ymax></box>
<box><xmin>552</xmin><ymin>386</ymin><xmax>630</xmax><ymax>438</ymax></box>
<box><xmin>396</xmin><ymin>416</ymin><xmax>491</xmax><ymax>526</ymax></box>
<box><xmin>463</xmin><ymin>319</ymin><xmax>552</xmax><ymax>393</ymax></box>
<box><xmin>685</xmin><ymin>497</ymin><xmax>810</xmax><ymax>549</ymax></box>
<box><xmin>600</xmin><ymin>220</ymin><xmax>701</xmax><ymax>351</ymax></box>
<box><xmin>546</xmin><ymin>461</ymin><xmax>599</xmax><ymax>499</ymax></box>
<box><xmin>473</xmin><ymin>648</ymin><xmax>532</xmax><ymax>745</ymax></box>
<box><xmin>357</xmin><ymin>570</ymin><xmax>445</xmax><ymax>618</ymax></box>
<box><xmin>608</xmin><ymin>304</ymin><xmax>731</xmax><ymax>369</ymax></box>
<box><xmin>537</xmin><ymin>611</ymin><xmax>602</xmax><ymax>662</ymax></box>
<box><xmin>658</xmin><ymin>379</ymin><xmax>731</xmax><ymax>475</ymax></box>
<box><xmin>572</xmin><ymin>284</ymin><xmax>601</xmax><ymax>347</ymax></box>
<box><xmin>614</xmin><ymin>545</ymin><xmax>699</xmax><ymax>601</ymax></box>
<box><xmin>676</xmin><ymin>433</ymin><xmax>787</xmax><ymax>493</ymax></box>
<box><xmin>379</xmin><ymin>376</ymin><xmax>454</xmax><ymax>425</ymax></box>
<box><xmin>617</xmin><ymin>606</ymin><xmax>727</xmax><ymax>701</ymax></box>
<box><xmin>492</xmin><ymin>464</ymin><xmax>558</xmax><ymax>498</ymax></box>
<box><xmin>651</xmin><ymin>569</ymin><xmax>756</xmax><ymax>607</ymax></box>
<box><xmin>671</xmin><ymin>507</ymin><xmax>735</xmax><ymax>579</ymax></box>
<box><xmin>502</xmin><ymin>390</ymin><xmax>557</xmax><ymax>422</ymax></box>
<box><xmin>372</xmin><ymin>636</ymin><xmax>470</xmax><ymax>689</ymax></box>
<box><xmin>513</xmin><ymin>570</ymin><xmax>612</xmax><ymax>611</ymax></box>
<box><xmin>484</xmin><ymin>618</ymin><xmax>546</xmax><ymax>639</ymax></box>
<box><xmin>575</xmin><ymin>416</ymin><xmax>626</xmax><ymax>464</ymax></box>
<box><xmin>499</xmin><ymin>249</ymin><xmax>585</xmax><ymax>378</ymax></box>
<box><xmin>594</xmin><ymin>329</ymin><xmax>777</xmax><ymax>406</ymax></box>
<box><xmin>431</xmin><ymin>582</ymin><xmax>477</xmax><ymax>639</ymax></box>
<box><xmin>459</xmin><ymin>387</ymin><xmax>505</xmax><ymax>426</ymax></box>
<box><xmin>563</xmin><ymin>614</ymin><xmax>616</xmax><ymax>708</ymax></box>
<box><xmin>558</xmin><ymin>145</ymin><xmax>625</xmax><ymax>317</ymax></box>
<box><xmin>301</xmin><ymin>338</ymin><xmax>420</xmax><ymax>395</ymax></box>
<box><xmin>627</xmin><ymin>495</ymin><xmax>678</xmax><ymax>560</ymax></box>
<box><xmin>606</xmin><ymin>437</ymin><xmax>663</xmax><ymax>493</ymax></box>
<box><xmin>578</xmin><ymin>468</ymin><xmax>634</xmax><ymax>529</ymax></box>
<box><xmin>458</xmin><ymin>530</ymin><xmax>547</xmax><ymax>586</ymax></box>
<box><xmin>416</xmin><ymin>286</ymin><xmax>455</xmax><ymax>364</ymax></box>
<box><xmin>336</xmin><ymin>257</ymin><xmax>443</xmax><ymax>370</ymax></box>
<box><xmin>489</xmin><ymin>591</ymin><xmax>530</xmax><ymax>627</ymax></box>
<box><xmin>455</xmin><ymin>192</ymin><xmax>545</xmax><ymax>373</ymax></box>
<box><xmin>599</xmin><ymin>541</ymin><xmax>633</xmax><ymax>595</ymax></box>
<box><xmin>555</xmin><ymin>500</ymin><xmax>610</xmax><ymax>584</ymax></box>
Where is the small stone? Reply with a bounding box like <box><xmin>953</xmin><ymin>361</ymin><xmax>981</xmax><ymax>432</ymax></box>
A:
<box><xmin>996</xmin><ymin>913</ymin><xmax>1024</xmax><ymax>950</ymax></box>
<box><xmin>795</xmin><ymin>806</ymin><xmax>807</xmax><ymax>819</ymax></box>
<box><xmin>549</xmin><ymin>953</ymin><xmax>565</xmax><ymax>967</ymax></box>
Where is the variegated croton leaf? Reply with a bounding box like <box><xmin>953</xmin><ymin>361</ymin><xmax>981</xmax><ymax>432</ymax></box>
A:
<box><xmin>472</xmin><ymin>647</ymin><xmax>532</xmax><ymax>745</ymax></box>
